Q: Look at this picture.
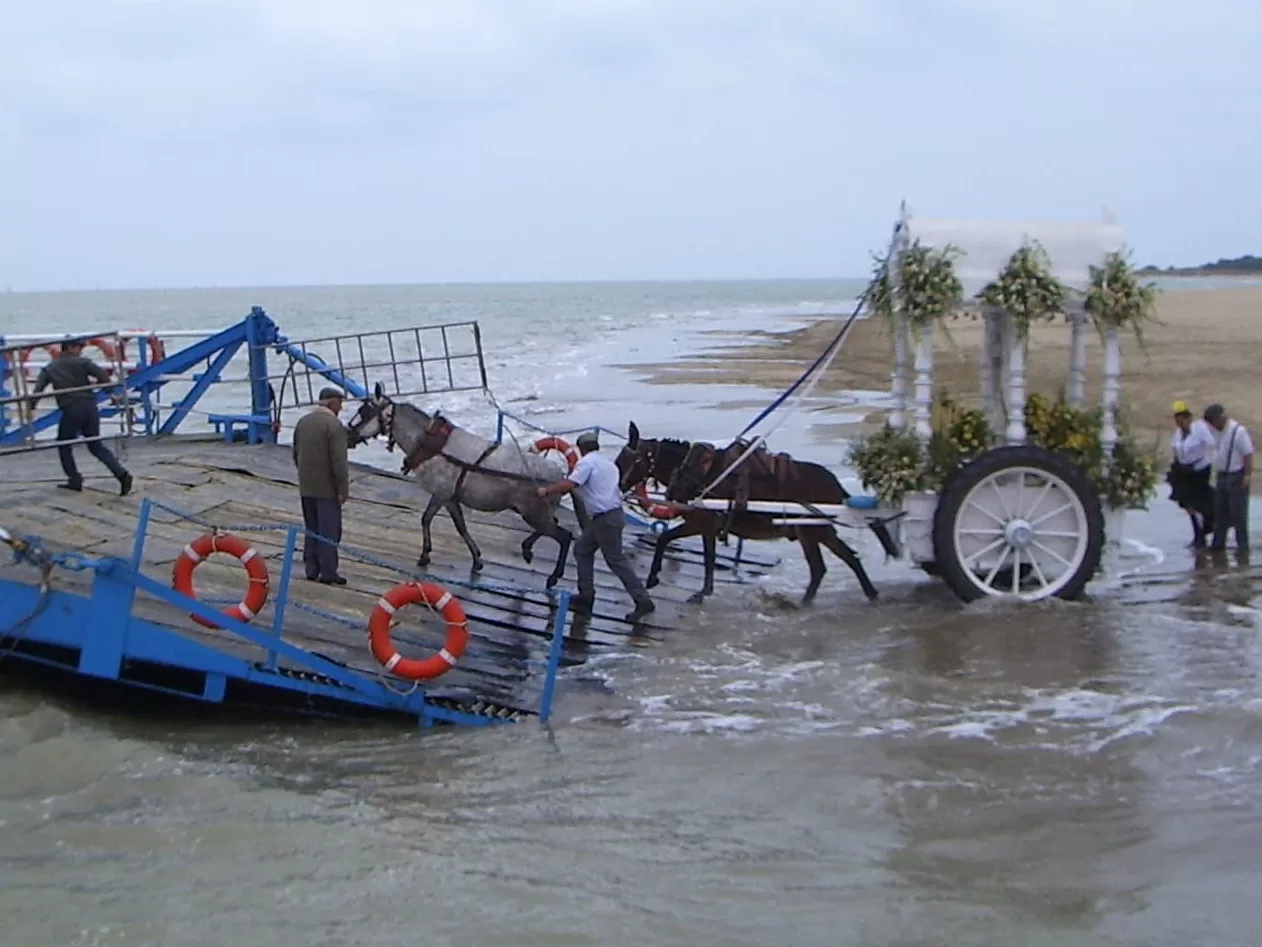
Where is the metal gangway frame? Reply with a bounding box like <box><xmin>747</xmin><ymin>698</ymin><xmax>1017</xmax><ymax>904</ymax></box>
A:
<box><xmin>0</xmin><ymin>307</ymin><xmax>490</xmax><ymax>453</ymax></box>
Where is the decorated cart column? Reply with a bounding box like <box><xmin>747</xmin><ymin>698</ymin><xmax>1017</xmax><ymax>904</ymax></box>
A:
<box><xmin>852</xmin><ymin>210</ymin><xmax>1159</xmax><ymax>603</ymax></box>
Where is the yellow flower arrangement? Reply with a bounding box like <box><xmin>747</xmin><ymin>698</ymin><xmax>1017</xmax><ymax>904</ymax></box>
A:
<box><xmin>1024</xmin><ymin>392</ymin><xmax>1158</xmax><ymax>508</ymax></box>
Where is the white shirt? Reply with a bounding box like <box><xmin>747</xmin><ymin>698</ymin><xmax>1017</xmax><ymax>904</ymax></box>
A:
<box><xmin>1172</xmin><ymin>419</ymin><xmax>1216</xmax><ymax>470</ymax></box>
<box><xmin>1213</xmin><ymin>419</ymin><xmax>1254</xmax><ymax>474</ymax></box>
<box><xmin>566</xmin><ymin>450</ymin><xmax>624</xmax><ymax>516</ymax></box>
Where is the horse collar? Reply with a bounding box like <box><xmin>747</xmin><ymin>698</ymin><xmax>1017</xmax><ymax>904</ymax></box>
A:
<box><xmin>401</xmin><ymin>416</ymin><xmax>456</xmax><ymax>473</ymax></box>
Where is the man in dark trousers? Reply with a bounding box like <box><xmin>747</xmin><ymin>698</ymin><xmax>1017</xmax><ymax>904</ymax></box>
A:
<box><xmin>293</xmin><ymin>387</ymin><xmax>350</xmax><ymax>585</ymax></box>
<box><xmin>536</xmin><ymin>429</ymin><xmax>655</xmax><ymax>623</ymax></box>
<box><xmin>1204</xmin><ymin>402</ymin><xmax>1254</xmax><ymax>553</ymax></box>
<box><xmin>28</xmin><ymin>337</ymin><xmax>132</xmax><ymax>495</ymax></box>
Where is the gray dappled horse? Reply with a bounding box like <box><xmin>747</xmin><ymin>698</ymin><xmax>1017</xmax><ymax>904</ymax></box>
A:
<box><xmin>344</xmin><ymin>383</ymin><xmax>575</xmax><ymax>588</ymax></box>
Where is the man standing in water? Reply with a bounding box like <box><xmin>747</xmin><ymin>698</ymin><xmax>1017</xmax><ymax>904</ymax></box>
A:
<box><xmin>27</xmin><ymin>337</ymin><xmax>132</xmax><ymax>496</ymax></box>
<box><xmin>536</xmin><ymin>430</ymin><xmax>655</xmax><ymax>623</ymax></box>
<box><xmin>293</xmin><ymin>387</ymin><xmax>350</xmax><ymax>585</ymax></box>
<box><xmin>1168</xmin><ymin>400</ymin><xmax>1216</xmax><ymax>547</ymax></box>
<box><xmin>1204</xmin><ymin>403</ymin><xmax>1253</xmax><ymax>553</ymax></box>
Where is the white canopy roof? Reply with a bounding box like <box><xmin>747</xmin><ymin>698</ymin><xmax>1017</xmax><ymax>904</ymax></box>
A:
<box><xmin>900</xmin><ymin>211</ymin><xmax>1127</xmax><ymax>299</ymax></box>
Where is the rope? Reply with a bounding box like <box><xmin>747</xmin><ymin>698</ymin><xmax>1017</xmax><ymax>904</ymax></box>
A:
<box><xmin>0</xmin><ymin>559</ymin><xmax>54</xmax><ymax>668</ymax></box>
<box><xmin>696</xmin><ymin>275</ymin><xmax>879</xmax><ymax>500</ymax></box>
<box><xmin>696</xmin><ymin>225</ymin><xmax>903</xmax><ymax>501</ymax></box>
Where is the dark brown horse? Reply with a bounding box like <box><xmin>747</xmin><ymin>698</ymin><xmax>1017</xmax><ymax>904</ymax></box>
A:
<box><xmin>615</xmin><ymin>423</ymin><xmax>890</xmax><ymax>605</ymax></box>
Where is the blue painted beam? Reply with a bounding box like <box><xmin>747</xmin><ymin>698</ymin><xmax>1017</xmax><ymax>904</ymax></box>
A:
<box><xmin>0</xmin><ymin>578</ymin><xmax>428</xmax><ymax>715</ymax></box>
<box><xmin>158</xmin><ymin>339</ymin><xmax>242</xmax><ymax>436</ymax></box>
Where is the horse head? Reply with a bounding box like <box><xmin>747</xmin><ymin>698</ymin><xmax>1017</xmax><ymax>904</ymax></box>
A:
<box><xmin>345</xmin><ymin>382</ymin><xmax>395</xmax><ymax>449</ymax></box>
<box><xmin>665</xmin><ymin>441</ymin><xmax>719</xmax><ymax>502</ymax></box>
<box><xmin>616</xmin><ymin>421</ymin><xmax>656</xmax><ymax>492</ymax></box>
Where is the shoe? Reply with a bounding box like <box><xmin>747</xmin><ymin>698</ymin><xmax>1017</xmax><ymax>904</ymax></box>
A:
<box><xmin>57</xmin><ymin>480</ymin><xmax>83</xmax><ymax>492</ymax></box>
<box><xmin>624</xmin><ymin>600</ymin><xmax>656</xmax><ymax>623</ymax></box>
<box><xmin>318</xmin><ymin>576</ymin><xmax>348</xmax><ymax>586</ymax></box>
<box><xmin>119</xmin><ymin>472</ymin><xmax>133</xmax><ymax>497</ymax></box>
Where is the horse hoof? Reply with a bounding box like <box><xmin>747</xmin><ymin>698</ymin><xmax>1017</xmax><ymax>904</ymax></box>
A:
<box><xmin>686</xmin><ymin>590</ymin><xmax>706</xmax><ymax>605</ymax></box>
<box><xmin>646</xmin><ymin>575</ymin><xmax>660</xmax><ymax>589</ymax></box>
<box><xmin>416</xmin><ymin>556</ymin><xmax>430</xmax><ymax>568</ymax></box>
<box><xmin>545</xmin><ymin>575</ymin><xmax>559</xmax><ymax>590</ymax></box>
<box><xmin>471</xmin><ymin>559</ymin><xmax>484</xmax><ymax>573</ymax></box>
<box><xmin>520</xmin><ymin>547</ymin><xmax>534</xmax><ymax>564</ymax></box>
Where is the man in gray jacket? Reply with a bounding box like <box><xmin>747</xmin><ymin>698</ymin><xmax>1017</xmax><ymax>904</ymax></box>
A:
<box><xmin>293</xmin><ymin>387</ymin><xmax>351</xmax><ymax>584</ymax></box>
<box><xmin>28</xmin><ymin>337</ymin><xmax>132</xmax><ymax>495</ymax></box>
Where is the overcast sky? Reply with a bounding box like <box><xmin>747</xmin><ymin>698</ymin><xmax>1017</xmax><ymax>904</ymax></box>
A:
<box><xmin>2</xmin><ymin>1</ymin><xmax>1257</xmax><ymax>291</ymax></box>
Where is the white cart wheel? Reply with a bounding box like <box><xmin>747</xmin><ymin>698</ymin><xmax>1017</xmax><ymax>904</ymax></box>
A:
<box><xmin>932</xmin><ymin>445</ymin><xmax>1104</xmax><ymax>602</ymax></box>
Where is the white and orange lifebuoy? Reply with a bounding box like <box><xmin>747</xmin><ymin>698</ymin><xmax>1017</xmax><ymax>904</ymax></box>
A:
<box><xmin>172</xmin><ymin>532</ymin><xmax>271</xmax><ymax>630</ymax></box>
<box><xmin>367</xmin><ymin>581</ymin><xmax>469</xmax><ymax>681</ymax></box>
<box><xmin>529</xmin><ymin>436</ymin><xmax>580</xmax><ymax>472</ymax></box>
<box><xmin>633</xmin><ymin>482</ymin><xmax>679</xmax><ymax>520</ymax></box>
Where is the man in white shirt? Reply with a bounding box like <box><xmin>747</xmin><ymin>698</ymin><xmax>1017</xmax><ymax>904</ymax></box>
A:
<box><xmin>1168</xmin><ymin>400</ymin><xmax>1217</xmax><ymax>547</ymax></box>
<box><xmin>537</xmin><ymin>430</ymin><xmax>655</xmax><ymax>623</ymax></box>
<box><xmin>1204</xmin><ymin>403</ymin><xmax>1253</xmax><ymax>552</ymax></box>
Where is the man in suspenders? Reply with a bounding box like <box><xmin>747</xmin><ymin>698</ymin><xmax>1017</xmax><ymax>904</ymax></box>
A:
<box><xmin>1204</xmin><ymin>403</ymin><xmax>1253</xmax><ymax>552</ymax></box>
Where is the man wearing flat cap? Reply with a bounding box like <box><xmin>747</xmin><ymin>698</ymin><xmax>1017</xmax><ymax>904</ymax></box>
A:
<box><xmin>1204</xmin><ymin>403</ymin><xmax>1253</xmax><ymax>552</ymax></box>
<box><xmin>536</xmin><ymin>429</ymin><xmax>655</xmax><ymax>623</ymax></box>
<box><xmin>292</xmin><ymin>387</ymin><xmax>350</xmax><ymax>584</ymax></box>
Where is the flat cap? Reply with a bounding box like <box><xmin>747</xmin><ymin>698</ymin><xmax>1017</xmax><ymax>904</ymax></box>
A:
<box><xmin>318</xmin><ymin>386</ymin><xmax>345</xmax><ymax>402</ymax></box>
<box><xmin>576</xmin><ymin>430</ymin><xmax>600</xmax><ymax>448</ymax></box>
<box><xmin>1204</xmin><ymin>403</ymin><xmax>1225</xmax><ymax>422</ymax></box>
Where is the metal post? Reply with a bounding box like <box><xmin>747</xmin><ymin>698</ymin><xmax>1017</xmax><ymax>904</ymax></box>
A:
<box><xmin>245</xmin><ymin>307</ymin><xmax>274</xmax><ymax>444</ymax></box>
<box><xmin>538</xmin><ymin>589</ymin><xmax>570</xmax><ymax>723</ymax></box>
<box><xmin>0</xmin><ymin>333</ymin><xmax>8</xmax><ymax>438</ymax></box>
<box><xmin>267</xmin><ymin>526</ymin><xmax>299</xmax><ymax>671</ymax></box>
<box><xmin>131</xmin><ymin>499</ymin><xmax>153</xmax><ymax>570</ymax></box>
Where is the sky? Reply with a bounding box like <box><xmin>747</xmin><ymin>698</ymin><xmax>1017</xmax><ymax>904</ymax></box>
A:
<box><xmin>1</xmin><ymin>0</ymin><xmax>1258</xmax><ymax>291</ymax></box>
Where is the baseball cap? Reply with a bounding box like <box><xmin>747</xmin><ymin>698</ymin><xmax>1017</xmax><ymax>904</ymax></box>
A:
<box><xmin>1171</xmin><ymin>400</ymin><xmax>1190</xmax><ymax>416</ymax></box>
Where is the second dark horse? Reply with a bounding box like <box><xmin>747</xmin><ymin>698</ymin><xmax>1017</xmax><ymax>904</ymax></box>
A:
<box><xmin>616</xmin><ymin>423</ymin><xmax>898</xmax><ymax>604</ymax></box>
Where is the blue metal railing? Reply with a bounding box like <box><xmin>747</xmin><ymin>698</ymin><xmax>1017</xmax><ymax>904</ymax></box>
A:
<box><xmin>5</xmin><ymin>496</ymin><xmax>572</xmax><ymax>726</ymax></box>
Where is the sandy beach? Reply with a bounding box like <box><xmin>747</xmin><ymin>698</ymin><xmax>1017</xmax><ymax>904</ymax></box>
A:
<box><xmin>626</xmin><ymin>284</ymin><xmax>1262</xmax><ymax>462</ymax></box>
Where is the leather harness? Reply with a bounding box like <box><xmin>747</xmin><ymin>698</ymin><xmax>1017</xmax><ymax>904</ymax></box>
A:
<box><xmin>397</xmin><ymin>412</ymin><xmax>548</xmax><ymax>486</ymax></box>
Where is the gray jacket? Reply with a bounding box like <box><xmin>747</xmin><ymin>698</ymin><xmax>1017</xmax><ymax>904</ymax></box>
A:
<box><xmin>292</xmin><ymin>406</ymin><xmax>350</xmax><ymax>501</ymax></box>
<box><xmin>33</xmin><ymin>354</ymin><xmax>111</xmax><ymax>409</ymax></box>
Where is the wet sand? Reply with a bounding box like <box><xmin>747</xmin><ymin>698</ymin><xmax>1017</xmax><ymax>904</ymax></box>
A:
<box><xmin>625</xmin><ymin>285</ymin><xmax>1262</xmax><ymax>459</ymax></box>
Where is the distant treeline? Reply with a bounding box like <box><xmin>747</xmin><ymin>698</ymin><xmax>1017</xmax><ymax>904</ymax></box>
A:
<box><xmin>1139</xmin><ymin>254</ymin><xmax>1262</xmax><ymax>276</ymax></box>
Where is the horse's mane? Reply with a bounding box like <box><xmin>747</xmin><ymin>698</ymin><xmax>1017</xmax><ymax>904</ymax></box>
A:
<box><xmin>393</xmin><ymin>401</ymin><xmax>434</xmax><ymax>424</ymax></box>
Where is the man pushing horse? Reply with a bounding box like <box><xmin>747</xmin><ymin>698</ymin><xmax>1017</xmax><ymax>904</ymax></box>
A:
<box><xmin>537</xmin><ymin>430</ymin><xmax>656</xmax><ymax>623</ymax></box>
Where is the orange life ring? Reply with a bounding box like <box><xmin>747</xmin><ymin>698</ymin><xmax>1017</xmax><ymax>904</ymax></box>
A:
<box><xmin>633</xmin><ymin>482</ymin><xmax>679</xmax><ymax>519</ymax></box>
<box><xmin>529</xmin><ymin>435</ymin><xmax>580</xmax><ymax>472</ymax></box>
<box><xmin>172</xmin><ymin>532</ymin><xmax>271</xmax><ymax>630</ymax></box>
<box><xmin>119</xmin><ymin>331</ymin><xmax>167</xmax><ymax>369</ymax></box>
<box><xmin>367</xmin><ymin>581</ymin><xmax>469</xmax><ymax>681</ymax></box>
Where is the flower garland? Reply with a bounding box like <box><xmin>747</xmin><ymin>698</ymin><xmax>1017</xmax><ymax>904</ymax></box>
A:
<box><xmin>976</xmin><ymin>241</ymin><xmax>1067</xmax><ymax>338</ymax></box>
<box><xmin>1024</xmin><ymin>392</ymin><xmax>1158</xmax><ymax>509</ymax></box>
<box><xmin>1085</xmin><ymin>249</ymin><xmax>1160</xmax><ymax>344</ymax></box>
<box><xmin>847</xmin><ymin>392</ymin><xmax>996</xmax><ymax>503</ymax></box>
<box><xmin>846</xmin><ymin>423</ymin><xmax>926</xmax><ymax>503</ymax></box>
<box><xmin>867</xmin><ymin>239</ymin><xmax>964</xmax><ymax>330</ymax></box>
<box><xmin>848</xmin><ymin>392</ymin><xmax>1157</xmax><ymax>509</ymax></box>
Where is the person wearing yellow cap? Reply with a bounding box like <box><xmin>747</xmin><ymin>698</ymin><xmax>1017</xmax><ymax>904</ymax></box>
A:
<box><xmin>1168</xmin><ymin>400</ymin><xmax>1216</xmax><ymax>547</ymax></box>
